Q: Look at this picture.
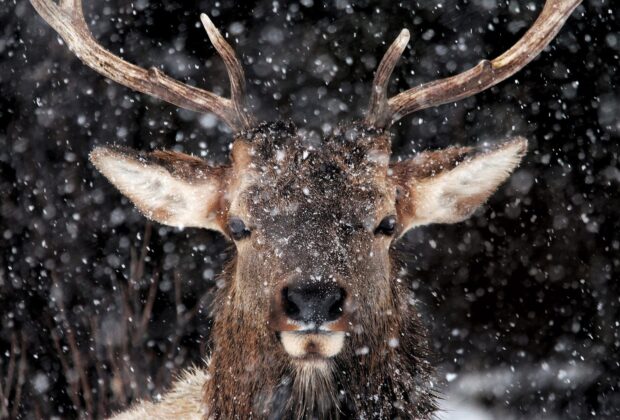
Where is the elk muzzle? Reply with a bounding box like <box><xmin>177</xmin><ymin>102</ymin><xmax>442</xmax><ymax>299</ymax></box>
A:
<box><xmin>270</xmin><ymin>279</ymin><xmax>349</xmax><ymax>360</ymax></box>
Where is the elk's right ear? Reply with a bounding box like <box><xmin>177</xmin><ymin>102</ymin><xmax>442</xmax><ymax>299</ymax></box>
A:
<box><xmin>90</xmin><ymin>147</ymin><xmax>226</xmax><ymax>233</ymax></box>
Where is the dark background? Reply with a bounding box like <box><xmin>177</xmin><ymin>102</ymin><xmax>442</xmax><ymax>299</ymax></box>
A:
<box><xmin>1</xmin><ymin>0</ymin><xmax>618</xmax><ymax>418</ymax></box>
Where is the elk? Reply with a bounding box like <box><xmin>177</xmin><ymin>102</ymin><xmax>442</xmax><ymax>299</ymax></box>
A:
<box><xmin>30</xmin><ymin>0</ymin><xmax>580</xmax><ymax>418</ymax></box>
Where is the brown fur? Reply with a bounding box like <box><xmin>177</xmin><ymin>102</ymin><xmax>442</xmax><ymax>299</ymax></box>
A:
<box><xmin>195</xmin><ymin>122</ymin><xmax>437</xmax><ymax>418</ymax></box>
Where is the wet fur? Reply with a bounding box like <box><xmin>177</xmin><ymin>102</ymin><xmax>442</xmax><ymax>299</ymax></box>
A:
<box><xmin>200</xmin><ymin>122</ymin><xmax>436</xmax><ymax>418</ymax></box>
<box><xmin>200</xmin><ymin>254</ymin><xmax>436</xmax><ymax>419</ymax></box>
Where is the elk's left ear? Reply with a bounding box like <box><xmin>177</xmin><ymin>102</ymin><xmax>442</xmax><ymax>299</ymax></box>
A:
<box><xmin>390</xmin><ymin>138</ymin><xmax>527</xmax><ymax>233</ymax></box>
<box><xmin>90</xmin><ymin>146</ymin><xmax>227</xmax><ymax>233</ymax></box>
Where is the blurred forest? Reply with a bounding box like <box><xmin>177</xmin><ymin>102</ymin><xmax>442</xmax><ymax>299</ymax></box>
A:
<box><xmin>1</xmin><ymin>0</ymin><xmax>619</xmax><ymax>418</ymax></box>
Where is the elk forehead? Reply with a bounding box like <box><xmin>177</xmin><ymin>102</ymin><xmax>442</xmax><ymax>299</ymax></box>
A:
<box><xmin>229</xmin><ymin>122</ymin><xmax>395</xmax><ymax>248</ymax></box>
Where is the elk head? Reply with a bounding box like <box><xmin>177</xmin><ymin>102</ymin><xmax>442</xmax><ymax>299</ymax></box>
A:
<box><xmin>31</xmin><ymin>0</ymin><xmax>580</xmax><ymax>417</ymax></box>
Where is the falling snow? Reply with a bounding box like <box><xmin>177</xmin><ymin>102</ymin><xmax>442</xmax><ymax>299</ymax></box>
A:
<box><xmin>1</xmin><ymin>0</ymin><xmax>619</xmax><ymax>418</ymax></box>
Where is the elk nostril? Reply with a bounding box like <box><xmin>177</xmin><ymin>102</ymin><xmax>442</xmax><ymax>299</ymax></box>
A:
<box><xmin>281</xmin><ymin>284</ymin><xmax>347</xmax><ymax>324</ymax></box>
<box><xmin>327</xmin><ymin>288</ymin><xmax>346</xmax><ymax>322</ymax></box>
<box><xmin>282</xmin><ymin>287</ymin><xmax>300</xmax><ymax>319</ymax></box>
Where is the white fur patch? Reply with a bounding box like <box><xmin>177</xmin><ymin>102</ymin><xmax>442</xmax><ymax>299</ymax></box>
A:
<box><xmin>280</xmin><ymin>332</ymin><xmax>345</xmax><ymax>358</ymax></box>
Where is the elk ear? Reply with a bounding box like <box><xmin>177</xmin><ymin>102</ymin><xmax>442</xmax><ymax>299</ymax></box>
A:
<box><xmin>90</xmin><ymin>147</ymin><xmax>226</xmax><ymax>233</ymax></box>
<box><xmin>390</xmin><ymin>138</ymin><xmax>527</xmax><ymax>233</ymax></box>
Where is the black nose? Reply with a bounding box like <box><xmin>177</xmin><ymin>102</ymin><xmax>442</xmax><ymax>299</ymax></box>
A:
<box><xmin>282</xmin><ymin>282</ymin><xmax>346</xmax><ymax>325</ymax></box>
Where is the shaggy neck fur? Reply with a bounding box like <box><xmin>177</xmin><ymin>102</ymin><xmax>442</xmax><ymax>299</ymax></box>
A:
<box><xmin>202</xmin><ymin>257</ymin><xmax>436</xmax><ymax>419</ymax></box>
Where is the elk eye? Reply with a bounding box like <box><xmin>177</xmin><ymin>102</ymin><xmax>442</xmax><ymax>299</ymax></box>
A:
<box><xmin>375</xmin><ymin>215</ymin><xmax>396</xmax><ymax>236</ymax></box>
<box><xmin>228</xmin><ymin>217</ymin><xmax>251</xmax><ymax>241</ymax></box>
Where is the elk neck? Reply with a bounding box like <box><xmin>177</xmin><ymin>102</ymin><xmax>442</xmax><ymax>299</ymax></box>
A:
<box><xmin>202</xmin><ymin>253</ymin><xmax>436</xmax><ymax>419</ymax></box>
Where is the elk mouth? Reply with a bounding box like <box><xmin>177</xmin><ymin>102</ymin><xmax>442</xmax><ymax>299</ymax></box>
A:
<box><xmin>270</xmin><ymin>282</ymin><xmax>349</xmax><ymax>360</ymax></box>
<box><xmin>272</xmin><ymin>319</ymin><xmax>349</xmax><ymax>360</ymax></box>
<box><xmin>279</xmin><ymin>330</ymin><xmax>345</xmax><ymax>361</ymax></box>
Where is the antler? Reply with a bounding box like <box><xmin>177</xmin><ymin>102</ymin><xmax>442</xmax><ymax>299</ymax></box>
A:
<box><xmin>365</xmin><ymin>0</ymin><xmax>582</xmax><ymax>128</ymax></box>
<box><xmin>30</xmin><ymin>0</ymin><xmax>255</xmax><ymax>132</ymax></box>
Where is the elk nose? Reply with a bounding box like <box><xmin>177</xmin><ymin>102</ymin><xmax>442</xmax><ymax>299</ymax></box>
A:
<box><xmin>282</xmin><ymin>283</ymin><xmax>346</xmax><ymax>326</ymax></box>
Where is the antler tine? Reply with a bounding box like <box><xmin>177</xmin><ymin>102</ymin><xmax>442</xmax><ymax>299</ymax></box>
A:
<box><xmin>200</xmin><ymin>14</ymin><xmax>255</xmax><ymax>130</ymax></box>
<box><xmin>365</xmin><ymin>29</ymin><xmax>410</xmax><ymax>127</ymax></box>
<box><xmin>366</xmin><ymin>0</ymin><xmax>582</xmax><ymax>128</ymax></box>
<box><xmin>30</xmin><ymin>0</ymin><xmax>255</xmax><ymax>132</ymax></box>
